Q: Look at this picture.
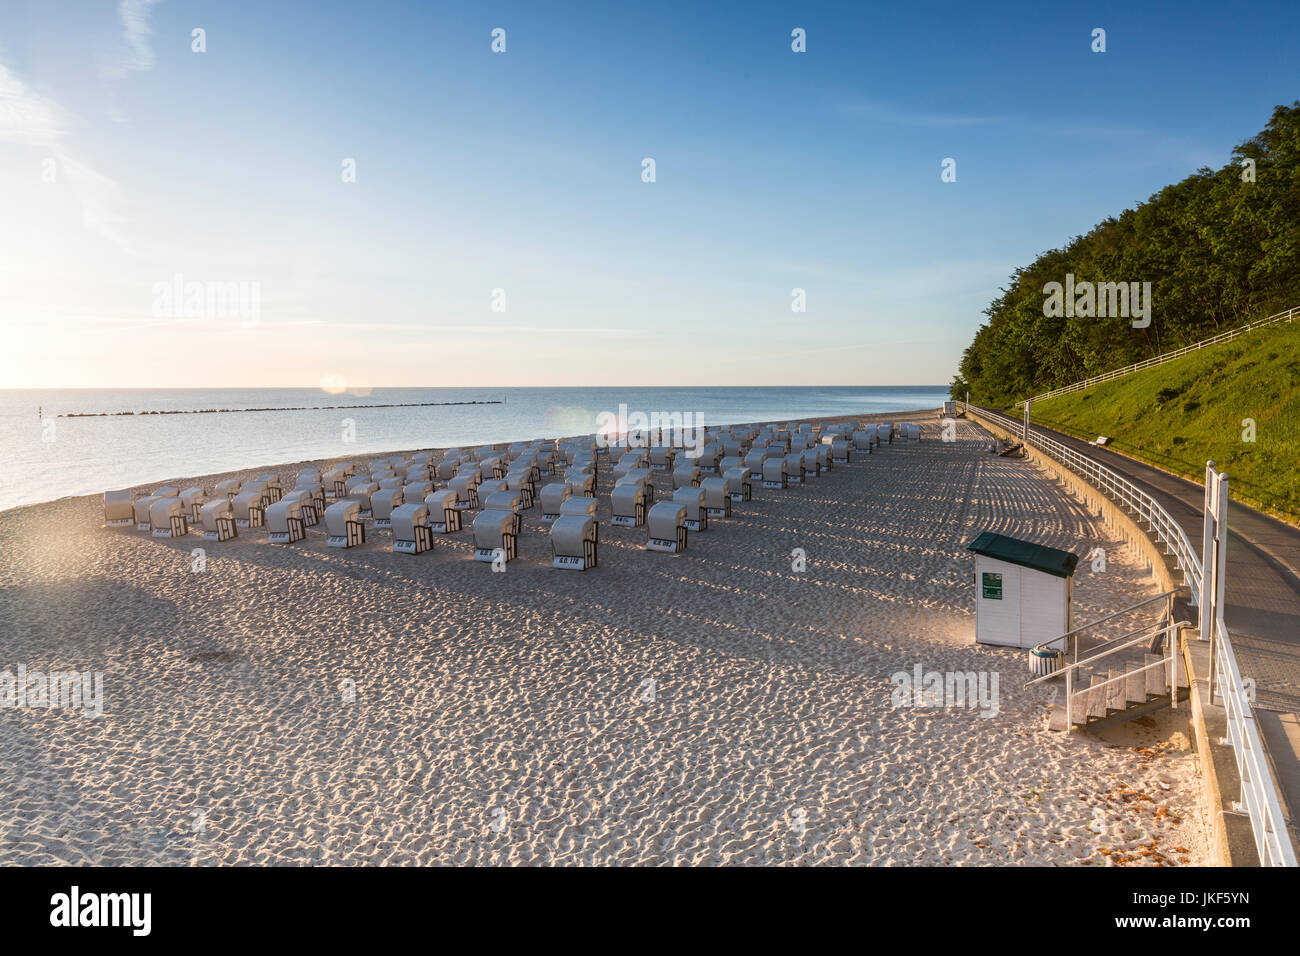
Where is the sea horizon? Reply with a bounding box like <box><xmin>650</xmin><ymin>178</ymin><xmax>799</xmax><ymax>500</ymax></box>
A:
<box><xmin>0</xmin><ymin>385</ymin><xmax>948</xmax><ymax>512</ymax></box>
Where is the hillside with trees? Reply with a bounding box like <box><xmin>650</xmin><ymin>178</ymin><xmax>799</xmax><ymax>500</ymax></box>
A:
<box><xmin>953</xmin><ymin>102</ymin><xmax>1300</xmax><ymax>408</ymax></box>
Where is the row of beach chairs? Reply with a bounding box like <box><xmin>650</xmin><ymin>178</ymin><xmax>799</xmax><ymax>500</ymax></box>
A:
<box><xmin>102</xmin><ymin>420</ymin><xmax>922</xmax><ymax>569</ymax></box>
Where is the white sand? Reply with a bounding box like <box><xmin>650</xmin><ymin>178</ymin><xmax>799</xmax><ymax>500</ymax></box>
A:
<box><xmin>0</xmin><ymin>412</ymin><xmax>1208</xmax><ymax>865</ymax></box>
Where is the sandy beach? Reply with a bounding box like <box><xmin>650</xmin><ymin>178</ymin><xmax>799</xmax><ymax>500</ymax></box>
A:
<box><xmin>0</xmin><ymin>411</ymin><xmax>1209</xmax><ymax>865</ymax></box>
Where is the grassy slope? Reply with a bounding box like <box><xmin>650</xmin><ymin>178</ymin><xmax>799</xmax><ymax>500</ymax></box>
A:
<box><xmin>1028</xmin><ymin>320</ymin><xmax>1300</xmax><ymax>523</ymax></box>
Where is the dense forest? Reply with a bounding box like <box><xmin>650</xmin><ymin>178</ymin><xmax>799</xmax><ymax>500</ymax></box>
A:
<box><xmin>953</xmin><ymin>102</ymin><xmax>1300</xmax><ymax>407</ymax></box>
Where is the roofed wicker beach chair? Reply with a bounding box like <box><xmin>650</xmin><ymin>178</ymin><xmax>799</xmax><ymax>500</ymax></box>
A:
<box><xmin>649</xmin><ymin>445</ymin><xmax>677</xmax><ymax>471</ymax></box>
<box><xmin>672</xmin><ymin>463</ymin><xmax>700</xmax><ymax>489</ymax></box>
<box><xmin>527</xmin><ymin>448</ymin><xmax>554</xmax><ymax>475</ymax></box>
<box><xmin>345</xmin><ymin>480</ymin><xmax>380</xmax><ymax>517</ymax></box>
<box><xmin>831</xmin><ymin>438</ymin><xmax>852</xmax><ymax>463</ymax></box>
<box><xmin>506</xmin><ymin>458</ymin><xmax>540</xmax><ymax>490</ymax></box>
<box><xmin>783</xmin><ymin>451</ymin><xmax>805</xmax><ymax>484</ymax></box>
<box><xmin>423</xmin><ymin>489</ymin><xmax>463</xmax><ymax>533</ymax></box>
<box><xmin>378</xmin><ymin>476</ymin><xmax>404</xmax><ymax>490</ymax></box>
<box><xmin>743</xmin><ymin>448</ymin><xmax>765</xmax><ymax>473</ymax></box>
<box><xmin>717</xmin><ymin>455</ymin><xmax>741</xmax><ymax>475</ymax></box>
<box><xmin>539</xmin><ymin>481</ymin><xmax>572</xmax><ymax>522</ymax></box>
<box><xmin>645</xmin><ymin>501</ymin><xmax>687</xmax><ymax>553</ymax></box>
<box><xmin>610</xmin><ymin>476</ymin><xmax>650</xmax><ymax>527</ymax></box>
<box><xmin>551</xmin><ymin>509</ymin><xmax>598</xmax><ymax>570</ymax></box>
<box><xmin>483</xmin><ymin>489</ymin><xmax>524</xmax><ymax>535</ymax></box>
<box><xmin>321</xmin><ymin>468</ymin><xmax>349</xmax><ymax>499</ymax></box>
<box><xmin>391</xmin><ymin>502</ymin><xmax>434</xmax><ymax>554</ymax></box>
<box><xmin>672</xmin><ymin>486</ymin><xmax>707</xmax><ymax>532</ymax></box>
<box><xmin>878</xmin><ymin>422</ymin><xmax>893</xmax><ymax>443</ymax></box>
<box><xmin>436</xmin><ymin>457</ymin><xmax>460</xmax><ymax>481</ymax></box>
<box><xmin>324</xmin><ymin>498</ymin><xmax>366</xmax><ymax>548</ymax></box>
<box><xmin>700</xmin><ymin>476</ymin><xmax>731</xmax><ymax>518</ymax></box>
<box><xmin>762</xmin><ymin>457</ymin><xmax>787</xmax><ymax>489</ymax></box>
<box><xmin>343</xmin><ymin>474</ymin><xmax>372</xmax><ymax>495</ymax></box>
<box><xmin>177</xmin><ymin>486</ymin><xmax>206</xmax><ymax>522</ymax></box>
<box><xmin>132</xmin><ymin>494</ymin><xmax>161</xmax><ymax>530</ymax></box>
<box><xmin>103</xmin><ymin>490</ymin><xmax>135</xmax><ymax>528</ymax></box>
<box><xmin>232</xmin><ymin>487</ymin><xmax>268</xmax><ymax>528</ymax></box>
<box><xmin>370</xmin><ymin>486</ymin><xmax>405</xmax><ymax>529</ymax></box>
<box><xmin>200</xmin><ymin>497</ymin><xmax>237</xmax><ymax>541</ymax></box>
<box><xmin>560</xmin><ymin>495</ymin><xmax>597</xmax><ymax>517</ymax></box>
<box><xmin>815</xmin><ymin>443</ymin><xmax>831</xmax><ymax>472</ymax></box>
<box><xmin>253</xmin><ymin>474</ymin><xmax>283</xmax><ymax>503</ymax></box>
<box><xmin>266</xmin><ymin>497</ymin><xmax>307</xmax><ymax>544</ymax></box>
<box><xmin>404</xmin><ymin>480</ymin><xmax>434</xmax><ymax>502</ymax></box>
<box><xmin>472</xmin><ymin>509</ymin><xmax>518</xmax><ymax>564</ymax></box>
<box><xmin>722</xmin><ymin>439</ymin><xmax>743</xmax><ymax>458</ymax></box>
<box><xmin>483</xmin><ymin>486</ymin><xmax>522</xmax><ymax>522</ymax></box>
<box><xmin>723</xmin><ymin>466</ymin><xmax>752</xmax><ymax>502</ymax></box>
<box><xmin>613</xmin><ymin>451</ymin><xmax>647</xmax><ymax>479</ymax></box>
<box><xmin>620</xmin><ymin>467</ymin><xmax>655</xmax><ymax>494</ymax></box>
<box><xmin>478</xmin><ymin>478</ymin><xmax>509</xmax><ymax>500</ymax></box>
<box><xmin>504</xmin><ymin>472</ymin><xmax>536</xmax><ymax>510</ymax></box>
<box><xmin>566</xmin><ymin>473</ymin><xmax>596</xmax><ymax>498</ymax></box>
<box><xmin>149</xmin><ymin>496</ymin><xmax>189</xmax><ymax>538</ymax></box>
<box><xmin>282</xmin><ymin>487</ymin><xmax>322</xmax><ymax>526</ymax></box>
<box><xmin>852</xmin><ymin>429</ymin><xmax>875</xmax><ymax>453</ymax></box>
<box><xmin>693</xmin><ymin>443</ymin><xmax>719</xmax><ymax>472</ymax></box>
<box><xmin>801</xmin><ymin>447</ymin><xmax>820</xmax><ymax>479</ymax></box>
<box><xmin>448</xmin><ymin>469</ymin><xmax>481</xmax><ymax>511</ymax></box>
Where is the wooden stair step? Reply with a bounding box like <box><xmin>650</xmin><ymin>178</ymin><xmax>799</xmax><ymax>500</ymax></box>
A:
<box><xmin>1125</xmin><ymin>668</ymin><xmax>1148</xmax><ymax>705</ymax></box>
<box><xmin>1145</xmin><ymin>654</ymin><xmax>1169</xmax><ymax>698</ymax></box>
<box><xmin>1085</xmin><ymin>682</ymin><xmax>1108</xmax><ymax>721</ymax></box>
<box><xmin>1105</xmin><ymin>670</ymin><xmax>1126</xmax><ymax>714</ymax></box>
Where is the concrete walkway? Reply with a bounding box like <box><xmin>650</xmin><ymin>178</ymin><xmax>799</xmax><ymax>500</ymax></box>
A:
<box><xmin>1014</xmin><ymin>416</ymin><xmax>1300</xmax><ymax>851</ymax></box>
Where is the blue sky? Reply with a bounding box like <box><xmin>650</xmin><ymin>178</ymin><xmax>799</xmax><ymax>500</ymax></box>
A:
<box><xmin>2</xmin><ymin>0</ymin><xmax>1296</xmax><ymax>388</ymax></box>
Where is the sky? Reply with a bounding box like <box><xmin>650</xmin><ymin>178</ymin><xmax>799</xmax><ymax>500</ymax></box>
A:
<box><xmin>1</xmin><ymin>0</ymin><xmax>1297</xmax><ymax>389</ymax></box>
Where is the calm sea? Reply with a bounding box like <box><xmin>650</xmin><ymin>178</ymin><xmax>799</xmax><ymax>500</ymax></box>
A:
<box><xmin>0</xmin><ymin>386</ymin><xmax>948</xmax><ymax>512</ymax></box>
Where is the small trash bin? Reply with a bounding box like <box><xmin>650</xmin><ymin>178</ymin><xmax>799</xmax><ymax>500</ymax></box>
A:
<box><xmin>1029</xmin><ymin>645</ymin><xmax>1064</xmax><ymax>678</ymax></box>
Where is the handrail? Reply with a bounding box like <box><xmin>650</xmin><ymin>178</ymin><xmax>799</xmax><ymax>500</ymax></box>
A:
<box><xmin>1017</xmin><ymin>305</ymin><xmax>1298</xmax><ymax>406</ymax></box>
<box><xmin>1055</xmin><ymin>616</ymin><xmax>1179</xmax><ymax>670</ymax></box>
<box><xmin>1040</xmin><ymin>588</ymin><xmax>1182</xmax><ymax>647</ymax></box>
<box><xmin>1215</xmin><ymin>612</ymin><xmax>1298</xmax><ymax>866</ymax></box>
<box><xmin>1025</xmin><ymin>621</ymin><xmax>1188</xmax><ymax>687</ymax></box>
<box><xmin>965</xmin><ymin>404</ymin><xmax>1203</xmax><ymax>605</ymax></box>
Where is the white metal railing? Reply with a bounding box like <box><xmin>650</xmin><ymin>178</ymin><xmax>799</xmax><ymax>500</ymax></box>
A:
<box><xmin>964</xmin><ymin>403</ymin><xmax>1203</xmax><ymax>605</ymax></box>
<box><xmin>1200</xmin><ymin>465</ymin><xmax>1297</xmax><ymax>867</ymax></box>
<box><xmin>1026</xmin><ymin>620</ymin><xmax>1187</xmax><ymax>729</ymax></box>
<box><xmin>1215</xmin><ymin>610</ymin><xmax>1296</xmax><ymax>867</ymax></box>
<box><xmin>964</xmin><ymin>403</ymin><xmax>1297</xmax><ymax>866</ymax></box>
<box><xmin>1018</xmin><ymin>305</ymin><xmax>1298</xmax><ymax>407</ymax></box>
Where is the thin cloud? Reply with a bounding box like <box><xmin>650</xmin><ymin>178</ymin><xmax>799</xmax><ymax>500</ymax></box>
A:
<box><xmin>0</xmin><ymin>62</ymin><xmax>61</xmax><ymax>148</ymax></box>
<box><xmin>0</xmin><ymin>61</ymin><xmax>133</xmax><ymax>250</ymax></box>
<box><xmin>101</xmin><ymin>0</ymin><xmax>165</xmax><ymax>81</ymax></box>
<box><xmin>834</xmin><ymin>96</ymin><xmax>1005</xmax><ymax>128</ymax></box>
<box><xmin>283</xmin><ymin>319</ymin><xmax>649</xmax><ymax>336</ymax></box>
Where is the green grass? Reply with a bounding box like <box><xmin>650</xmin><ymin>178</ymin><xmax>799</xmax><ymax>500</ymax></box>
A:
<box><xmin>1028</xmin><ymin>320</ymin><xmax>1300</xmax><ymax>523</ymax></box>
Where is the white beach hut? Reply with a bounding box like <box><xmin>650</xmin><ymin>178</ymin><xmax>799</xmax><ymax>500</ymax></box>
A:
<box><xmin>967</xmin><ymin>531</ymin><xmax>1077</xmax><ymax>649</ymax></box>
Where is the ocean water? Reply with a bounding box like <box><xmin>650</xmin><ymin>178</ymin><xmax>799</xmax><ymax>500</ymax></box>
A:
<box><xmin>0</xmin><ymin>386</ymin><xmax>948</xmax><ymax>512</ymax></box>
